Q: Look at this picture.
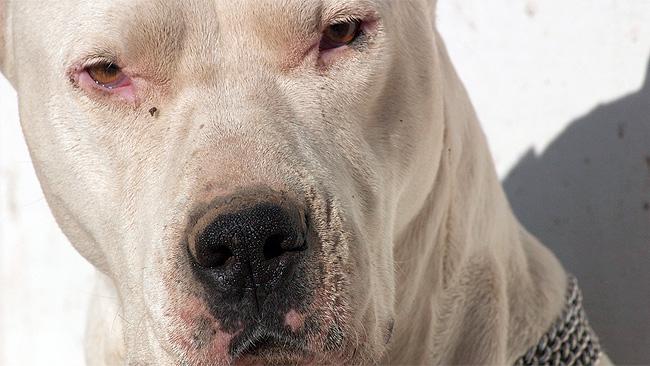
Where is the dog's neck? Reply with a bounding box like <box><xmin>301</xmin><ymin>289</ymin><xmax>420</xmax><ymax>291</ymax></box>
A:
<box><xmin>385</xmin><ymin>32</ymin><xmax>567</xmax><ymax>365</ymax></box>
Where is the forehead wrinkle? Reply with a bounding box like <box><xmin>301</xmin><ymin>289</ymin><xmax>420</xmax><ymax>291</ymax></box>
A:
<box><xmin>246</xmin><ymin>0</ymin><xmax>324</xmax><ymax>49</ymax></box>
<box><xmin>242</xmin><ymin>0</ymin><xmax>380</xmax><ymax>68</ymax></box>
<box><xmin>63</xmin><ymin>2</ymin><xmax>125</xmax><ymax>65</ymax></box>
<box><xmin>244</xmin><ymin>0</ymin><xmax>381</xmax><ymax>45</ymax></box>
<box><xmin>175</xmin><ymin>0</ymin><xmax>223</xmax><ymax>84</ymax></box>
<box><xmin>211</xmin><ymin>0</ymin><xmax>376</xmax><ymax>73</ymax></box>
<box><xmin>61</xmin><ymin>0</ymin><xmax>184</xmax><ymax>83</ymax></box>
<box><xmin>172</xmin><ymin>0</ymin><xmax>325</xmax><ymax>78</ymax></box>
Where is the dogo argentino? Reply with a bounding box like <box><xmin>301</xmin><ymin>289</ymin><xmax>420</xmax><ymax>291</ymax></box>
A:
<box><xmin>0</xmin><ymin>0</ymin><xmax>610</xmax><ymax>364</ymax></box>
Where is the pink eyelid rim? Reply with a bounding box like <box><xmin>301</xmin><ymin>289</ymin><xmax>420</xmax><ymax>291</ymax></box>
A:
<box><xmin>74</xmin><ymin>66</ymin><xmax>137</xmax><ymax>103</ymax></box>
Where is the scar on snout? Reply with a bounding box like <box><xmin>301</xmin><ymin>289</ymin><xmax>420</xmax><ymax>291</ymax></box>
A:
<box><xmin>284</xmin><ymin>309</ymin><xmax>305</xmax><ymax>332</ymax></box>
<box><xmin>148</xmin><ymin>107</ymin><xmax>158</xmax><ymax>117</ymax></box>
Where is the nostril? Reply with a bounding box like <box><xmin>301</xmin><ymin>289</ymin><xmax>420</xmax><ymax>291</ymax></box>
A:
<box><xmin>196</xmin><ymin>245</ymin><xmax>234</xmax><ymax>268</ymax></box>
<box><xmin>263</xmin><ymin>232</ymin><xmax>288</xmax><ymax>260</ymax></box>
<box><xmin>263</xmin><ymin>228</ymin><xmax>308</xmax><ymax>260</ymax></box>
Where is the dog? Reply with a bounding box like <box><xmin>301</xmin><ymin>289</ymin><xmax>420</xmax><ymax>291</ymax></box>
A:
<box><xmin>0</xmin><ymin>0</ymin><xmax>611</xmax><ymax>364</ymax></box>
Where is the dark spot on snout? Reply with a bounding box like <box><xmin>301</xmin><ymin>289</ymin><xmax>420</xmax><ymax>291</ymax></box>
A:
<box><xmin>148</xmin><ymin>107</ymin><xmax>158</xmax><ymax>116</ymax></box>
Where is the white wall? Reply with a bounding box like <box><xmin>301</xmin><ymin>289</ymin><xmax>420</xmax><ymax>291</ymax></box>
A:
<box><xmin>1</xmin><ymin>1</ymin><xmax>649</xmax><ymax>364</ymax></box>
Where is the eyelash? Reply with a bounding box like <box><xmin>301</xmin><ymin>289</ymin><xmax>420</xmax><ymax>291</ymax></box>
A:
<box><xmin>330</xmin><ymin>15</ymin><xmax>362</xmax><ymax>25</ymax></box>
<box><xmin>330</xmin><ymin>16</ymin><xmax>364</xmax><ymax>36</ymax></box>
<box><xmin>82</xmin><ymin>57</ymin><xmax>115</xmax><ymax>71</ymax></box>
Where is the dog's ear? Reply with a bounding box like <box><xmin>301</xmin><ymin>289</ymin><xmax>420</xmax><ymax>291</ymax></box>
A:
<box><xmin>0</xmin><ymin>0</ymin><xmax>8</xmax><ymax>78</ymax></box>
<box><xmin>424</xmin><ymin>0</ymin><xmax>437</xmax><ymax>22</ymax></box>
<box><xmin>0</xmin><ymin>0</ymin><xmax>12</xmax><ymax>82</ymax></box>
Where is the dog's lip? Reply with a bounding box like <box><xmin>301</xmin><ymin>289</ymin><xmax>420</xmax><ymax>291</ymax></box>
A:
<box><xmin>239</xmin><ymin>334</ymin><xmax>284</xmax><ymax>355</ymax></box>
<box><xmin>230</xmin><ymin>326</ymin><xmax>307</xmax><ymax>359</ymax></box>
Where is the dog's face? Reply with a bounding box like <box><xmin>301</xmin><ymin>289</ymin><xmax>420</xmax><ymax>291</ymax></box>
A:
<box><xmin>2</xmin><ymin>0</ymin><xmax>444</xmax><ymax>363</ymax></box>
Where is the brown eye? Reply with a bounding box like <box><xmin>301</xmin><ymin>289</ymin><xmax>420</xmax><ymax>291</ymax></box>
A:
<box><xmin>86</xmin><ymin>62</ymin><xmax>125</xmax><ymax>88</ymax></box>
<box><xmin>320</xmin><ymin>20</ymin><xmax>362</xmax><ymax>50</ymax></box>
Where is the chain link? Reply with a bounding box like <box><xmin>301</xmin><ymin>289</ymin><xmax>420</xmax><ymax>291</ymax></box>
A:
<box><xmin>514</xmin><ymin>276</ymin><xmax>601</xmax><ymax>366</ymax></box>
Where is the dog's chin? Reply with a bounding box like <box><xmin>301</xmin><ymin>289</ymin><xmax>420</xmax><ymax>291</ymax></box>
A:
<box><xmin>229</xmin><ymin>328</ymin><xmax>311</xmax><ymax>364</ymax></box>
<box><xmin>232</xmin><ymin>341</ymin><xmax>343</xmax><ymax>366</ymax></box>
<box><xmin>234</xmin><ymin>349</ymin><xmax>313</xmax><ymax>366</ymax></box>
<box><xmin>234</xmin><ymin>355</ymin><xmax>312</xmax><ymax>366</ymax></box>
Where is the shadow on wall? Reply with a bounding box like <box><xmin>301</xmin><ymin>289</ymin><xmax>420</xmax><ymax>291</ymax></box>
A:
<box><xmin>504</xmin><ymin>57</ymin><xmax>650</xmax><ymax>364</ymax></box>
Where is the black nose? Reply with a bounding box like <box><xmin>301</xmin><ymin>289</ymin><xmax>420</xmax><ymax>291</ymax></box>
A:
<box><xmin>188</xmin><ymin>194</ymin><xmax>308</xmax><ymax>310</ymax></box>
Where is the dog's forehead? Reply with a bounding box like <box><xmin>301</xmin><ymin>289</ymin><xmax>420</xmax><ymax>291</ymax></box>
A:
<box><xmin>65</xmin><ymin>0</ymin><xmax>387</xmax><ymax>79</ymax></box>
<box><xmin>77</xmin><ymin>0</ymin><xmax>383</xmax><ymax>46</ymax></box>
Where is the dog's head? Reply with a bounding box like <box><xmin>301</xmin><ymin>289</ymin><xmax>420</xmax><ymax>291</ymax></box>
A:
<box><xmin>1</xmin><ymin>0</ymin><xmax>445</xmax><ymax>363</ymax></box>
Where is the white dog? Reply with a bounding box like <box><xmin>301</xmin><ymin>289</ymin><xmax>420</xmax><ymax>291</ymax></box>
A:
<box><xmin>0</xmin><ymin>0</ymin><xmax>610</xmax><ymax>364</ymax></box>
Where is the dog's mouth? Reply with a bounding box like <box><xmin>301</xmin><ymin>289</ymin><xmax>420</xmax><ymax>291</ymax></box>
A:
<box><xmin>230</xmin><ymin>327</ymin><xmax>310</xmax><ymax>362</ymax></box>
<box><xmin>236</xmin><ymin>334</ymin><xmax>292</xmax><ymax>355</ymax></box>
<box><xmin>239</xmin><ymin>335</ymin><xmax>279</xmax><ymax>355</ymax></box>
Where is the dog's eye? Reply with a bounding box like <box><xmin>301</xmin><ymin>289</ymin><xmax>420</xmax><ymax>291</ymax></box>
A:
<box><xmin>320</xmin><ymin>20</ymin><xmax>362</xmax><ymax>50</ymax></box>
<box><xmin>86</xmin><ymin>62</ymin><xmax>127</xmax><ymax>89</ymax></box>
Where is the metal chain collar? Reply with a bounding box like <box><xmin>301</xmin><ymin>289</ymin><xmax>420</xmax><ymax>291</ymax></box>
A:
<box><xmin>514</xmin><ymin>275</ymin><xmax>602</xmax><ymax>366</ymax></box>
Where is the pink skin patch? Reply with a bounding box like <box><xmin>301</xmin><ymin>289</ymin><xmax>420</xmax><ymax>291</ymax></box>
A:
<box><xmin>285</xmin><ymin>309</ymin><xmax>305</xmax><ymax>332</ymax></box>
<box><xmin>203</xmin><ymin>328</ymin><xmax>238</xmax><ymax>359</ymax></box>
<box><xmin>171</xmin><ymin>296</ymin><xmax>242</xmax><ymax>363</ymax></box>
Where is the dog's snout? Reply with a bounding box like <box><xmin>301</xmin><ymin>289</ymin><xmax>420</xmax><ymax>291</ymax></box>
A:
<box><xmin>187</xmin><ymin>192</ymin><xmax>308</xmax><ymax>308</ymax></box>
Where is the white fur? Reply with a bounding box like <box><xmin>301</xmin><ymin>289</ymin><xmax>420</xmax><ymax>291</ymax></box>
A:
<box><xmin>1</xmin><ymin>0</ymin><xmax>611</xmax><ymax>364</ymax></box>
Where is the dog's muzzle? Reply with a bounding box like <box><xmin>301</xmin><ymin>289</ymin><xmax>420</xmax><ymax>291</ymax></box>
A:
<box><xmin>182</xmin><ymin>188</ymin><xmax>320</xmax><ymax>360</ymax></box>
